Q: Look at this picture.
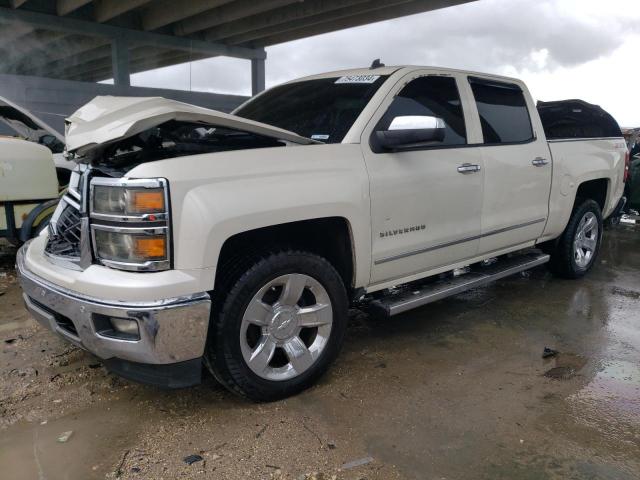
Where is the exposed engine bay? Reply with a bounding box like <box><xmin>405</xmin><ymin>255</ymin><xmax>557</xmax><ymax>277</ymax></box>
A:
<box><xmin>85</xmin><ymin>120</ymin><xmax>285</xmax><ymax>173</ymax></box>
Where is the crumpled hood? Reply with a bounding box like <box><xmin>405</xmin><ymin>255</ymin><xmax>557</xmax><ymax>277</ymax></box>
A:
<box><xmin>65</xmin><ymin>96</ymin><xmax>319</xmax><ymax>158</ymax></box>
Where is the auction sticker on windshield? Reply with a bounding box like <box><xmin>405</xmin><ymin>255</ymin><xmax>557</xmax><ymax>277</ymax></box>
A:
<box><xmin>335</xmin><ymin>75</ymin><xmax>380</xmax><ymax>84</ymax></box>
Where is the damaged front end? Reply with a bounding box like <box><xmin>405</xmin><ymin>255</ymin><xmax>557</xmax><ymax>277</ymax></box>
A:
<box><xmin>64</xmin><ymin>96</ymin><xmax>319</xmax><ymax>173</ymax></box>
<box><xmin>46</xmin><ymin>95</ymin><xmax>321</xmax><ymax>271</ymax></box>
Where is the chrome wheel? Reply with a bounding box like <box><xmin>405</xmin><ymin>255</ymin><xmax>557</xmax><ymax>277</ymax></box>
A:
<box><xmin>574</xmin><ymin>211</ymin><xmax>599</xmax><ymax>268</ymax></box>
<box><xmin>240</xmin><ymin>273</ymin><xmax>333</xmax><ymax>381</ymax></box>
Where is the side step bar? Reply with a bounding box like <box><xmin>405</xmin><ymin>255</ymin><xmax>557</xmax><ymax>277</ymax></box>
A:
<box><xmin>369</xmin><ymin>251</ymin><xmax>550</xmax><ymax>317</ymax></box>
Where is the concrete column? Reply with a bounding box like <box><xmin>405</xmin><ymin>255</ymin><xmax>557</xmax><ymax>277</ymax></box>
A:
<box><xmin>111</xmin><ymin>37</ymin><xmax>130</xmax><ymax>87</ymax></box>
<box><xmin>251</xmin><ymin>57</ymin><xmax>265</xmax><ymax>96</ymax></box>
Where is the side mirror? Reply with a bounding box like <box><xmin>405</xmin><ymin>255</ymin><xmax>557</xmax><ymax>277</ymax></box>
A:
<box><xmin>373</xmin><ymin>115</ymin><xmax>446</xmax><ymax>152</ymax></box>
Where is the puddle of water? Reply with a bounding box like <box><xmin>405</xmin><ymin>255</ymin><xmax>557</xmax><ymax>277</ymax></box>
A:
<box><xmin>544</xmin><ymin>353</ymin><xmax>587</xmax><ymax>380</ymax></box>
<box><xmin>566</xmin><ymin>360</ymin><xmax>640</xmax><ymax>447</ymax></box>
<box><xmin>574</xmin><ymin>360</ymin><xmax>640</xmax><ymax>417</ymax></box>
<box><xmin>0</xmin><ymin>401</ymin><xmax>142</xmax><ymax>480</ymax></box>
<box><xmin>545</xmin><ymin>366</ymin><xmax>576</xmax><ymax>380</ymax></box>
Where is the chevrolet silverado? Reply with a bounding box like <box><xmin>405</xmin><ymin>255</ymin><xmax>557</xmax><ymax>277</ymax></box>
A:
<box><xmin>17</xmin><ymin>66</ymin><xmax>628</xmax><ymax>401</ymax></box>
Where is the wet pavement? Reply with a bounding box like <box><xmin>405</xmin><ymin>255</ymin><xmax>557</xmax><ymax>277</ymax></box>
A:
<box><xmin>0</xmin><ymin>225</ymin><xmax>638</xmax><ymax>480</ymax></box>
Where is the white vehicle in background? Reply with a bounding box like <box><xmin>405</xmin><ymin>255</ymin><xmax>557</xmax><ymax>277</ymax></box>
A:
<box><xmin>17</xmin><ymin>65</ymin><xmax>628</xmax><ymax>401</ymax></box>
<box><xmin>0</xmin><ymin>96</ymin><xmax>74</xmax><ymax>186</ymax></box>
<box><xmin>0</xmin><ymin>97</ymin><xmax>72</xmax><ymax>245</ymax></box>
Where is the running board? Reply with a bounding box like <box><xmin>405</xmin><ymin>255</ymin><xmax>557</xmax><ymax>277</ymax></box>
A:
<box><xmin>369</xmin><ymin>252</ymin><xmax>550</xmax><ymax>317</ymax></box>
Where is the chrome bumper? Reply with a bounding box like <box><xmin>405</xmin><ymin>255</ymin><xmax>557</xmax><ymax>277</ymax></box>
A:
<box><xmin>16</xmin><ymin>242</ymin><xmax>211</xmax><ymax>365</ymax></box>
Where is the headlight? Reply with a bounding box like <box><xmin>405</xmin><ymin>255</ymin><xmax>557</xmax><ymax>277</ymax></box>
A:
<box><xmin>92</xmin><ymin>182</ymin><xmax>167</xmax><ymax>219</ymax></box>
<box><xmin>94</xmin><ymin>228</ymin><xmax>168</xmax><ymax>264</ymax></box>
<box><xmin>90</xmin><ymin>178</ymin><xmax>171</xmax><ymax>272</ymax></box>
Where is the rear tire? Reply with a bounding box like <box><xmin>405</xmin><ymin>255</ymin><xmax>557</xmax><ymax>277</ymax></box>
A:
<box><xmin>547</xmin><ymin>199</ymin><xmax>603</xmax><ymax>279</ymax></box>
<box><xmin>204</xmin><ymin>250</ymin><xmax>348</xmax><ymax>402</ymax></box>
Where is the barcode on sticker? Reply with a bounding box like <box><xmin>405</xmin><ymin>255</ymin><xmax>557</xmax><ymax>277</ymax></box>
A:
<box><xmin>335</xmin><ymin>75</ymin><xmax>380</xmax><ymax>84</ymax></box>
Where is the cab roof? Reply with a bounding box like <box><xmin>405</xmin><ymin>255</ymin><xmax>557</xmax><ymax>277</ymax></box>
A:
<box><xmin>284</xmin><ymin>65</ymin><xmax>524</xmax><ymax>87</ymax></box>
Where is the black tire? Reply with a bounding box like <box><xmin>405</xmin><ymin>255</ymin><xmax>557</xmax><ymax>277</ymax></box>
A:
<box><xmin>204</xmin><ymin>250</ymin><xmax>348</xmax><ymax>402</ymax></box>
<box><xmin>547</xmin><ymin>199</ymin><xmax>603</xmax><ymax>279</ymax></box>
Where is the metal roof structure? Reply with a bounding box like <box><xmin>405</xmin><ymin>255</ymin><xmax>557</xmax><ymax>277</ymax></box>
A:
<box><xmin>0</xmin><ymin>0</ymin><xmax>473</xmax><ymax>94</ymax></box>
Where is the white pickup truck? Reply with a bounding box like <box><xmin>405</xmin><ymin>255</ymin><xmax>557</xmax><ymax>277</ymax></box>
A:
<box><xmin>17</xmin><ymin>66</ymin><xmax>628</xmax><ymax>401</ymax></box>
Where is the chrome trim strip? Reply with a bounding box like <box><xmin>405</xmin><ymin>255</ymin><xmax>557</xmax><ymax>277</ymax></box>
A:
<box><xmin>547</xmin><ymin>136</ymin><xmax>625</xmax><ymax>143</ymax></box>
<box><xmin>90</xmin><ymin>177</ymin><xmax>166</xmax><ymax>189</ymax></box>
<box><xmin>61</xmin><ymin>194</ymin><xmax>80</xmax><ymax>212</ymax></box>
<box><xmin>90</xmin><ymin>212</ymin><xmax>169</xmax><ymax>223</ymax></box>
<box><xmin>91</xmin><ymin>224</ymin><xmax>168</xmax><ymax>234</ymax></box>
<box><xmin>79</xmin><ymin>217</ymin><xmax>92</xmax><ymax>269</ymax></box>
<box><xmin>374</xmin><ymin>218</ymin><xmax>546</xmax><ymax>265</ymax></box>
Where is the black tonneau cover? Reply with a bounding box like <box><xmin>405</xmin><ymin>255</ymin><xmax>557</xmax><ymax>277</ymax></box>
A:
<box><xmin>537</xmin><ymin>99</ymin><xmax>622</xmax><ymax>140</ymax></box>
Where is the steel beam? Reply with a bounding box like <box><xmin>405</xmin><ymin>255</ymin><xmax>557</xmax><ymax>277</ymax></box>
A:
<box><xmin>174</xmin><ymin>0</ymin><xmax>300</xmax><ymax>36</ymax></box>
<box><xmin>56</xmin><ymin>0</ymin><xmax>92</xmax><ymax>15</ymax></box>
<box><xmin>225</xmin><ymin>0</ymin><xmax>415</xmax><ymax>45</ymax></box>
<box><xmin>141</xmin><ymin>0</ymin><xmax>234</xmax><ymax>31</ymax></box>
<box><xmin>203</xmin><ymin>0</ymin><xmax>370</xmax><ymax>41</ymax></box>
<box><xmin>253</xmin><ymin>0</ymin><xmax>474</xmax><ymax>46</ymax></box>
<box><xmin>251</xmin><ymin>57</ymin><xmax>265</xmax><ymax>95</ymax></box>
<box><xmin>0</xmin><ymin>6</ymin><xmax>265</xmax><ymax>60</ymax></box>
<box><xmin>94</xmin><ymin>0</ymin><xmax>153</xmax><ymax>23</ymax></box>
<box><xmin>111</xmin><ymin>37</ymin><xmax>130</xmax><ymax>86</ymax></box>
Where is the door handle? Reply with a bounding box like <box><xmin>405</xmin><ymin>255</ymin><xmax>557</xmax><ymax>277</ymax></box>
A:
<box><xmin>532</xmin><ymin>157</ymin><xmax>549</xmax><ymax>166</ymax></box>
<box><xmin>457</xmin><ymin>163</ymin><xmax>481</xmax><ymax>174</ymax></box>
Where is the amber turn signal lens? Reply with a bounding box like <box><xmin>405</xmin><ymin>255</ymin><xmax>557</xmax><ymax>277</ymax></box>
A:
<box><xmin>134</xmin><ymin>236</ymin><xmax>166</xmax><ymax>259</ymax></box>
<box><xmin>131</xmin><ymin>190</ymin><xmax>165</xmax><ymax>213</ymax></box>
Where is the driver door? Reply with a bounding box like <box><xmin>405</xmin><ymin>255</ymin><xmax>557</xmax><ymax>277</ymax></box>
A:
<box><xmin>361</xmin><ymin>71</ymin><xmax>485</xmax><ymax>286</ymax></box>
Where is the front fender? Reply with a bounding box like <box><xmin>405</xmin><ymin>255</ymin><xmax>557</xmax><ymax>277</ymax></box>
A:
<box><xmin>128</xmin><ymin>144</ymin><xmax>372</xmax><ymax>289</ymax></box>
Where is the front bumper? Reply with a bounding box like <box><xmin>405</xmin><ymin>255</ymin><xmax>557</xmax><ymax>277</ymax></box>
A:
<box><xmin>16</xmin><ymin>241</ymin><xmax>212</xmax><ymax>388</ymax></box>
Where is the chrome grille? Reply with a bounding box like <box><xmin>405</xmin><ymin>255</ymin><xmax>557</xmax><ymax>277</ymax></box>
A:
<box><xmin>45</xmin><ymin>204</ymin><xmax>82</xmax><ymax>258</ymax></box>
<box><xmin>45</xmin><ymin>166</ymin><xmax>88</xmax><ymax>262</ymax></box>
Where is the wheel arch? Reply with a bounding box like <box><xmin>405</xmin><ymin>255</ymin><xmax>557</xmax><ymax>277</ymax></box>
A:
<box><xmin>213</xmin><ymin>217</ymin><xmax>357</xmax><ymax>294</ymax></box>
<box><xmin>574</xmin><ymin>178</ymin><xmax>609</xmax><ymax>213</ymax></box>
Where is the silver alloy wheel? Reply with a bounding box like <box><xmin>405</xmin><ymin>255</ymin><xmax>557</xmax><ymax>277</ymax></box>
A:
<box><xmin>240</xmin><ymin>273</ymin><xmax>333</xmax><ymax>381</ymax></box>
<box><xmin>574</xmin><ymin>211</ymin><xmax>599</xmax><ymax>268</ymax></box>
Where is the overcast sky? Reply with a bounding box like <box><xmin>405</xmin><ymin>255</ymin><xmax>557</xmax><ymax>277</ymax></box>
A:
<box><xmin>129</xmin><ymin>0</ymin><xmax>640</xmax><ymax>126</ymax></box>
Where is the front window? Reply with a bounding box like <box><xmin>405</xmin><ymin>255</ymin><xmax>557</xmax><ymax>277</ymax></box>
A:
<box><xmin>235</xmin><ymin>75</ymin><xmax>389</xmax><ymax>143</ymax></box>
<box><xmin>376</xmin><ymin>75</ymin><xmax>467</xmax><ymax>146</ymax></box>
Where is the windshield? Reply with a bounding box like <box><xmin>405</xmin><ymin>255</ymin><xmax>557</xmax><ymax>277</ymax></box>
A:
<box><xmin>234</xmin><ymin>75</ymin><xmax>389</xmax><ymax>143</ymax></box>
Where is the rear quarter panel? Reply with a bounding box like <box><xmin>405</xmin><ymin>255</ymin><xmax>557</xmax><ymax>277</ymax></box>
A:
<box><xmin>541</xmin><ymin>138</ymin><xmax>626</xmax><ymax>241</ymax></box>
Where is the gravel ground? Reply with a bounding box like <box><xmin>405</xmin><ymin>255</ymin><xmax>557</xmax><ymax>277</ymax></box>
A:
<box><xmin>1</xmin><ymin>225</ymin><xmax>639</xmax><ymax>479</ymax></box>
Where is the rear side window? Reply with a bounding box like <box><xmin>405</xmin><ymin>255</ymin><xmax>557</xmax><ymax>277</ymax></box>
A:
<box><xmin>537</xmin><ymin>100</ymin><xmax>622</xmax><ymax>140</ymax></box>
<box><xmin>378</xmin><ymin>76</ymin><xmax>467</xmax><ymax>146</ymax></box>
<box><xmin>469</xmin><ymin>78</ymin><xmax>534</xmax><ymax>144</ymax></box>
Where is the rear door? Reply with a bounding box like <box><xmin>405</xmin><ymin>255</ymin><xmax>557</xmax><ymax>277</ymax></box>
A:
<box><xmin>466</xmin><ymin>77</ymin><xmax>552</xmax><ymax>254</ymax></box>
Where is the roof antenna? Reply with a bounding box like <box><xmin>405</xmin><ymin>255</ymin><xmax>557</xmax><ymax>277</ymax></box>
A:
<box><xmin>370</xmin><ymin>58</ymin><xmax>384</xmax><ymax>69</ymax></box>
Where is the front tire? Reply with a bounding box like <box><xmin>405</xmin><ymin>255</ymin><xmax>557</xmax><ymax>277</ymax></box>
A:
<box><xmin>547</xmin><ymin>199</ymin><xmax>603</xmax><ymax>279</ymax></box>
<box><xmin>204</xmin><ymin>251</ymin><xmax>348</xmax><ymax>401</ymax></box>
